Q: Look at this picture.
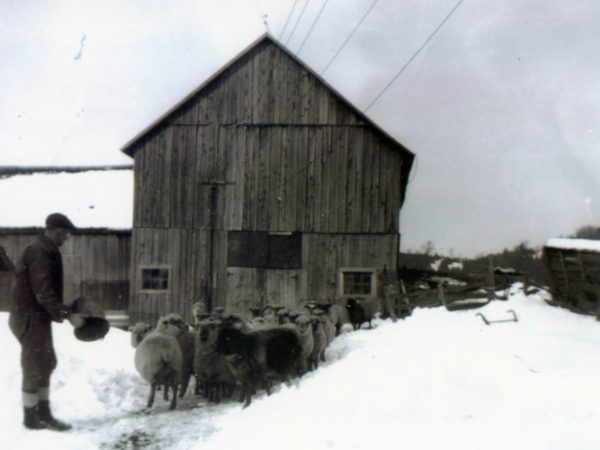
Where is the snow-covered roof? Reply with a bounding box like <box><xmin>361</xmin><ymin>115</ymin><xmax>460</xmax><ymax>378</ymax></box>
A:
<box><xmin>545</xmin><ymin>238</ymin><xmax>600</xmax><ymax>253</ymax></box>
<box><xmin>0</xmin><ymin>169</ymin><xmax>133</xmax><ymax>229</ymax></box>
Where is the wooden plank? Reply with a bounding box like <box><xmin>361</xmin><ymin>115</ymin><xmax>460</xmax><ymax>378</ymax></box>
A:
<box><xmin>320</xmin><ymin>127</ymin><xmax>331</xmax><ymax>232</ymax></box>
<box><xmin>305</xmin><ymin>129</ymin><xmax>318</xmax><ymax>231</ymax></box>
<box><xmin>336</xmin><ymin>128</ymin><xmax>349</xmax><ymax>233</ymax></box>
<box><xmin>266</xmin><ymin>127</ymin><xmax>279</xmax><ymax>230</ymax></box>
<box><xmin>243</xmin><ymin>127</ymin><xmax>257</xmax><ymax>229</ymax></box>
<box><xmin>283</xmin><ymin>127</ymin><xmax>296</xmax><ymax>230</ymax></box>
<box><xmin>295</xmin><ymin>127</ymin><xmax>308</xmax><ymax>231</ymax></box>
<box><xmin>256</xmin><ymin>128</ymin><xmax>270</xmax><ymax>230</ymax></box>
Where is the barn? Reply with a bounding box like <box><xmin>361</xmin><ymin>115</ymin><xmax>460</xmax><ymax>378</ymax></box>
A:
<box><xmin>0</xmin><ymin>168</ymin><xmax>133</xmax><ymax>317</ymax></box>
<box><xmin>122</xmin><ymin>34</ymin><xmax>415</xmax><ymax>324</ymax></box>
<box><xmin>543</xmin><ymin>238</ymin><xmax>600</xmax><ymax>316</ymax></box>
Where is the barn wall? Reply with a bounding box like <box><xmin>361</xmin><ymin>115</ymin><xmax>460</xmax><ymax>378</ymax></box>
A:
<box><xmin>128</xmin><ymin>38</ymin><xmax>409</xmax><ymax>323</ymax></box>
<box><xmin>0</xmin><ymin>232</ymin><xmax>130</xmax><ymax>312</ymax></box>
<box><xmin>129</xmin><ymin>227</ymin><xmax>212</xmax><ymax>324</ymax></box>
<box><xmin>133</xmin><ymin>125</ymin><xmax>402</xmax><ymax>234</ymax></box>
<box><xmin>220</xmin><ymin>232</ymin><xmax>396</xmax><ymax>317</ymax></box>
<box><xmin>544</xmin><ymin>247</ymin><xmax>600</xmax><ymax>314</ymax></box>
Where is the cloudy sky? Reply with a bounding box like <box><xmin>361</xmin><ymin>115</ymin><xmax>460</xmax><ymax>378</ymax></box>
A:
<box><xmin>2</xmin><ymin>0</ymin><xmax>599</xmax><ymax>257</ymax></box>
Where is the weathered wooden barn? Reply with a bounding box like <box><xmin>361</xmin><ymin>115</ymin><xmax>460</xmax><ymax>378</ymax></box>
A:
<box><xmin>543</xmin><ymin>238</ymin><xmax>600</xmax><ymax>316</ymax></box>
<box><xmin>0</xmin><ymin>228</ymin><xmax>131</xmax><ymax>313</ymax></box>
<box><xmin>122</xmin><ymin>34</ymin><xmax>415</xmax><ymax>324</ymax></box>
<box><xmin>0</xmin><ymin>168</ymin><xmax>133</xmax><ymax>315</ymax></box>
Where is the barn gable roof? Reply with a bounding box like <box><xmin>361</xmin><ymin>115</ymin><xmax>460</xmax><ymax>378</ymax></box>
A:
<box><xmin>120</xmin><ymin>33</ymin><xmax>414</xmax><ymax>204</ymax></box>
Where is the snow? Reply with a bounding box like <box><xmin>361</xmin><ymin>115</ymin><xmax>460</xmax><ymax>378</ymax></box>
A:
<box><xmin>0</xmin><ymin>171</ymin><xmax>133</xmax><ymax>228</ymax></box>
<box><xmin>2</xmin><ymin>285</ymin><xmax>600</xmax><ymax>449</ymax></box>
<box><xmin>546</xmin><ymin>238</ymin><xmax>600</xmax><ymax>253</ymax></box>
<box><xmin>430</xmin><ymin>258</ymin><xmax>443</xmax><ymax>271</ymax></box>
<box><xmin>448</xmin><ymin>261</ymin><xmax>464</xmax><ymax>271</ymax></box>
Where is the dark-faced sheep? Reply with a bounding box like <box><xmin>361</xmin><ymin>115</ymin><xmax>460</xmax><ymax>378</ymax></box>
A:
<box><xmin>345</xmin><ymin>298</ymin><xmax>375</xmax><ymax>330</ymax></box>
<box><xmin>214</xmin><ymin>322</ymin><xmax>304</xmax><ymax>407</ymax></box>
<box><xmin>194</xmin><ymin>318</ymin><xmax>238</xmax><ymax>402</ymax></box>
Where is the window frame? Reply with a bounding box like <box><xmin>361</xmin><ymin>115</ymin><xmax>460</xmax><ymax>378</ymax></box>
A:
<box><xmin>338</xmin><ymin>267</ymin><xmax>378</xmax><ymax>299</ymax></box>
<box><xmin>139</xmin><ymin>265</ymin><xmax>171</xmax><ymax>293</ymax></box>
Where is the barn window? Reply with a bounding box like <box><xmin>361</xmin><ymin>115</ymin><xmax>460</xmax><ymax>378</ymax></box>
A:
<box><xmin>227</xmin><ymin>231</ymin><xmax>302</xmax><ymax>269</ymax></box>
<box><xmin>140</xmin><ymin>267</ymin><xmax>170</xmax><ymax>292</ymax></box>
<box><xmin>338</xmin><ymin>268</ymin><xmax>377</xmax><ymax>298</ymax></box>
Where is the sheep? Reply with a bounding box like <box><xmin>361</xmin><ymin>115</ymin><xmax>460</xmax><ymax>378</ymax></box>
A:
<box><xmin>293</xmin><ymin>314</ymin><xmax>314</xmax><ymax>371</ymax></box>
<box><xmin>130</xmin><ymin>322</ymin><xmax>153</xmax><ymax>348</ymax></box>
<box><xmin>327</xmin><ymin>302</ymin><xmax>350</xmax><ymax>336</ymax></box>
<box><xmin>193</xmin><ymin>317</ymin><xmax>238</xmax><ymax>403</ymax></box>
<box><xmin>134</xmin><ymin>315</ymin><xmax>185</xmax><ymax>410</ymax></box>
<box><xmin>345</xmin><ymin>298</ymin><xmax>375</xmax><ymax>330</ymax></box>
<box><xmin>191</xmin><ymin>301</ymin><xmax>209</xmax><ymax>327</ymax></box>
<box><xmin>309</xmin><ymin>314</ymin><xmax>328</xmax><ymax>369</ymax></box>
<box><xmin>214</xmin><ymin>321</ymin><xmax>304</xmax><ymax>407</ymax></box>
<box><xmin>314</xmin><ymin>305</ymin><xmax>336</xmax><ymax>346</ymax></box>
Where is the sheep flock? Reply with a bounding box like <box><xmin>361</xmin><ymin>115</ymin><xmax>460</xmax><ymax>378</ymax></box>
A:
<box><xmin>130</xmin><ymin>297</ymin><xmax>384</xmax><ymax>410</ymax></box>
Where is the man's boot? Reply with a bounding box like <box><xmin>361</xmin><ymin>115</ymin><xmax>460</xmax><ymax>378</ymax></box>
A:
<box><xmin>37</xmin><ymin>401</ymin><xmax>72</xmax><ymax>431</ymax></box>
<box><xmin>23</xmin><ymin>406</ymin><xmax>47</xmax><ymax>430</ymax></box>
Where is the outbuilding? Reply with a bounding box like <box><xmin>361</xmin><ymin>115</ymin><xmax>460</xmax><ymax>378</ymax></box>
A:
<box><xmin>122</xmin><ymin>34</ymin><xmax>415</xmax><ymax>324</ymax></box>
<box><xmin>543</xmin><ymin>238</ymin><xmax>600</xmax><ymax>315</ymax></box>
<box><xmin>0</xmin><ymin>167</ymin><xmax>132</xmax><ymax>316</ymax></box>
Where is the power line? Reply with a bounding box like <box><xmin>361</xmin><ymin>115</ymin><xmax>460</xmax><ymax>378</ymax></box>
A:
<box><xmin>363</xmin><ymin>0</ymin><xmax>465</xmax><ymax>112</ymax></box>
<box><xmin>279</xmin><ymin>0</ymin><xmax>301</xmax><ymax>40</ymax></box>
<box><xmin>285</xmin><ymin>0</ymin><xmax>311</xmax><ymax>46</ymax></box>
<box><xmin>320</xmin><ymin>0</ymin><xmax>380</xmax><ymax>76</ymax></box>
<box><xmin>296</xmin><ymin>0</ymin><xmax>332</xmax><ymax>55</ymax></box>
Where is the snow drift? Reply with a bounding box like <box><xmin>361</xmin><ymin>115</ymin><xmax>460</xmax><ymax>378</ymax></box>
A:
<box><xmin>1</xmin><ymin>284</ymin><xmax>599</xmax><ymax>450</ymax></box>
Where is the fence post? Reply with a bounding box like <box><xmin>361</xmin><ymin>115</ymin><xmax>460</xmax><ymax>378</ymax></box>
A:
<box><xmin>487</xmin><ymin>256</ymin><xmax>495</xmax><ymax>300</ymax></box>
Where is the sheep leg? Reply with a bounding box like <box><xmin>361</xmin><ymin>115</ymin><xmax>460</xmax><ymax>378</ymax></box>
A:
<box><xmin>179</xmin><ymin>374</ymin><xmax>191</xmax><ymax>398</ymax></box>
<box><xmin>147</xmin><ymin>383</ymin><xmax>157</xmax><ymax>408</ymax></box>
<box><xmin>240</xmin><ymin>382</ymin><xmax>253</xmax><ymax>408</ymax></box>
<box><xmin>194</xmin><ymin>378</ymin><xmax>202</xmax><ymax>396</ymax></box>
<box><xmin>169</xmin><ymin>384</ymin><xmax>178</xmax><ymax>410</ymax></box>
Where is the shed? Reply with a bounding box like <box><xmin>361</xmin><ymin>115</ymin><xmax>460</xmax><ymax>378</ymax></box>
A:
<box><xmin>122</xmin><ymin>34</ymin><xmax>415</xmax><ymax>324</ymax></box>
<box><xmin>543</xmin><ymin>238</ymin><xmax>600</xmax><ymax>315</ymax></box>
<box><xmin>0</xmin><ymin>168</ymin><xmax>133</xmax><ymax>314</ymax></box>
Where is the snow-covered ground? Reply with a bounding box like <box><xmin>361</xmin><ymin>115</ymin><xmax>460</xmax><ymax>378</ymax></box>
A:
<box><xmin>2</xmin><ymin>285</ymin><xmax>600</xmax><ymax>450</ymax></box>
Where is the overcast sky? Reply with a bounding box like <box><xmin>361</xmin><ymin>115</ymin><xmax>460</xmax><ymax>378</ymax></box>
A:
<box><xmin>2</xmin><ymin>0</ymin><xmax>599</xmax><ymax>257</ymax></box>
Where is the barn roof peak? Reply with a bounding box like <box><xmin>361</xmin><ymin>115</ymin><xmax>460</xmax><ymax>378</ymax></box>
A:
<box><xmin>120</xmin><ymin>32</ymin><xmax>414</xmax><ymax>166</ymax></box>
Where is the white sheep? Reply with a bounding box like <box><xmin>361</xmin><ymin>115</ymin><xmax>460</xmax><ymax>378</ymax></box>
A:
<box><xmin>293</xmin><ymin>314</ymin><xmax>315</xmax><ymax>372</ymax></box>
<box><xmin>134</xmin><ymin>315</ymin><xmax>184</xmax><ymax>410</ymax></box>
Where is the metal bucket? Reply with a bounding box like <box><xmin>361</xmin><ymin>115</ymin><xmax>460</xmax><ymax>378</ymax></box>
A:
<box><xmin>70</xmin><ymin>297</ymin><xmax>110</xmax><ymax>342</ymax></box>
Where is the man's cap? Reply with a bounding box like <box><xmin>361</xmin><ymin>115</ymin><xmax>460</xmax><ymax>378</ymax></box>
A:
<box><xmin>45</xmin><ymin>213</ymin><xmax>76</xmax><ymax>231</ymax></box>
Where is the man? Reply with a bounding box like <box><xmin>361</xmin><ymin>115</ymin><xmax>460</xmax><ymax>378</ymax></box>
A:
<box><xmin>9</xmin><ymin>212</ymin><xmax>83</xmax><ymax>431</ymax></box>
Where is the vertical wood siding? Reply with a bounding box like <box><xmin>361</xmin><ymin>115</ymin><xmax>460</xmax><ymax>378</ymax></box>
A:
<box><xmin>129</xmin><ymin>38</ymin><xmax>409</xmax><ymax>323</ymax></box>
<box><xmin>0</xmin><ymin>232</ymin><xmax>130</xmax><ymax>312</ymax></box>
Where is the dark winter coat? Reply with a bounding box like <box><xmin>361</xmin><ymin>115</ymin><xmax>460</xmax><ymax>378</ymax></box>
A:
<box><xmin>10</xmin><ymin>234</ymin><xmax>69</xmax><ymax>326</ymax></box>
<box><xmin>8</xmin><ymin>234</ymin><xmax>70</xmax><ymax>391</ymax></box>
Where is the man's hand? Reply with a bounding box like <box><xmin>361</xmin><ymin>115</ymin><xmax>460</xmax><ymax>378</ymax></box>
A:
<box><xmin>69</xmin><ymin>313</ymin><xmax>86</xmax><ymax>328</ymax></box>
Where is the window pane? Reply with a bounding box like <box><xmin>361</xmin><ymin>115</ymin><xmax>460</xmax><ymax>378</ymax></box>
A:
<box><xmin>343</xmin><ymin>271</ymin><xmax>373</xmax><ymax>295</ymax></box>
<box><xmin>141</xmin><ymin>267</ymin><xmax>169</xmax><ymax>291</ymax></box>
